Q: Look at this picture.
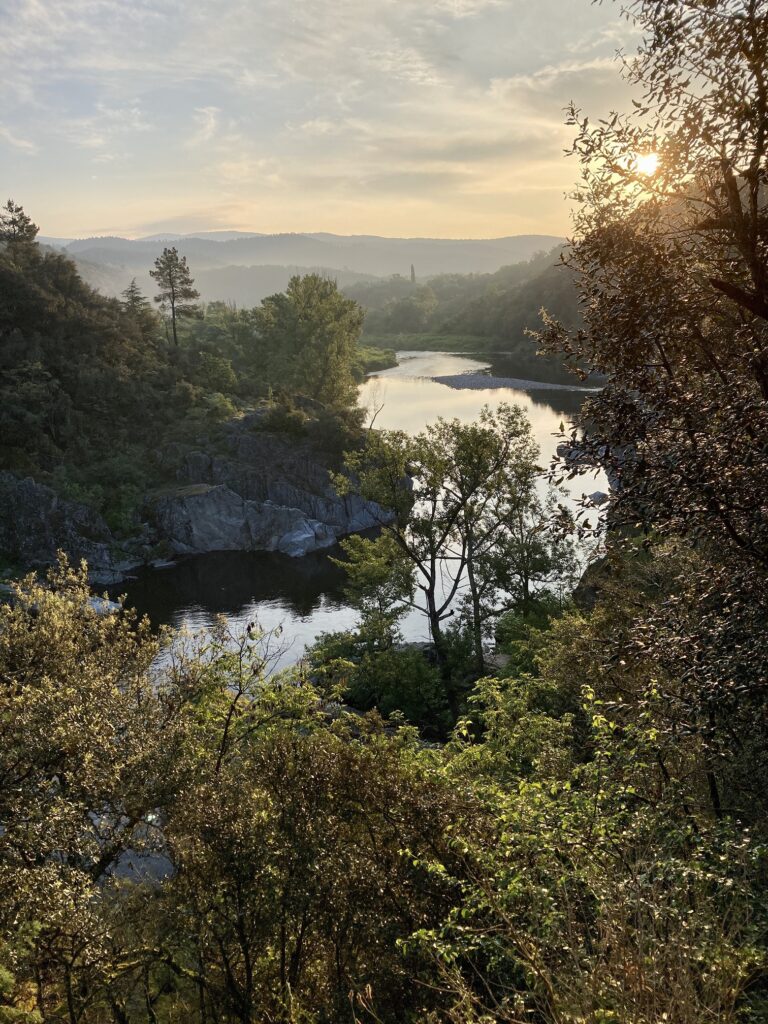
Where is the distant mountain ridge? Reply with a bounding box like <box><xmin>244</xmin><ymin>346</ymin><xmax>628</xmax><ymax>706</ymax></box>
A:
<box><xmin>39</xmin><ymin>231</ymin><xmax>564</xmax><ymax>305</ymax></box>
<box><xmin>44</xmin><ymin>231</ymin><xmax>562</xmax><ymax>274</ymax></box>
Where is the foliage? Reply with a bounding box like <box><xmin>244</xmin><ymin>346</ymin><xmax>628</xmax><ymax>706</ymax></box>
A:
<box><xmin>345</xmin><ymin>250</ymin><xmax>583</xmax><ymax>382</ymax></box>
<box><xmin>251</xmin><ymin>274</ymin><xmax>365</xmax><ymax>408</ymax></box>
<box><xmin>0</xmin><ymin>559</ymin><xmax>178</xmax><ymax>1022</ymax></box>
<box><xmin>0</xmin><ymin>223</ymin><xmax>371</xmax><ymax>545</ymax></box>
<box><xmin>0</xmin><ymin>560</ymin><xmax>473</xmax><ymax>1023</ymax></box>
<box><xmin>150</xmin><ymin>247</ymin><xmax>201</xmax><ymax>348</ymax></box>
<box><xmin>353</xmin><ymin>344</ymin><xmax>398</xmax><ymax>377</ymax></box>
<box><xmin>6</xmin><ymin>3</ymin><xmax>768</xmax><ymax>1020</ymax></box>
<box><xmin>540</xmin><ymin>0</ymin><xmax>768</xmax><ymax>816</ymax></box>
<box><xmin>337</xmin><ymin>404</ymin><xmax>571</xmax><ymax>680</ymax></box>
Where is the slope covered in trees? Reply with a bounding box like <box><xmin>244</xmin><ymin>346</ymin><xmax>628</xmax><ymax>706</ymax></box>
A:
<box><xmin>345</xmin><ymin>249</ymin><xmax>583</xmax><ymax>382</ymax></box>
<box><xmin>4</xmin><ymin>1</ymin><xmax>768</xmax><ymax>1022</ymax></box>
<box><xmin>0</xmin><ymin>211</ymin><xmax>382</xmax><ymax>545</ymax></box>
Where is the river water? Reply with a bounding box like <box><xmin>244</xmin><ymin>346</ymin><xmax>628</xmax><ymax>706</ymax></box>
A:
<box><xmin>118</xmin><ymin>352</ymin><xmax>598</xmax><ymax>669</ymax></box>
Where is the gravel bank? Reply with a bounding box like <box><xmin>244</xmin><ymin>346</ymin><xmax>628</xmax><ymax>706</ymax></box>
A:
<box><xmin>431</xmin><ymin>373</ymin><xmax>599</xmax><ymax>392</ymax></box>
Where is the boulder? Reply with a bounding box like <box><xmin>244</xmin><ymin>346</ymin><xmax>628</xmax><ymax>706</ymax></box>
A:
<box><xmin>149</xmin><ymin>484</ymin><xmax>337</xmax><ymax>558</ymax></box>
<box><xmin>170</xmin><ymin>424</ymin><xmax>393</xmax><ymax>546</ymax></box>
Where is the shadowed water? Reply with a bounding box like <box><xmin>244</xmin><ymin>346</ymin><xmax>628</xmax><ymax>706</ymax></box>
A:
<box><xmin>118</xmin><ymin>351</ymin><xmax>598</xmax><ymax>669</ymax></box>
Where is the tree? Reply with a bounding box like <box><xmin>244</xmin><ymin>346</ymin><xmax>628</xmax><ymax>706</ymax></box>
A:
<box><xmin>485</xmin><ymin>487</ymin><xmax>579</xmax><ymax>618</ymax></box>
<box><xmin>0</xmin><ymin>200</ymin><xmax>39</xmax><ymax>278</ymax></box>
<box><xmin>0</xmin><ymin>199</ymin><xmax>38</xmax><ymax>247</ymax></box>
<box><xmin>381</xmin><ymin>284</ymin><xmax>437</xmax><ymax>333</ymax></box>
<box><xmin>253</xmin><ymin>274</ymin><xmax>364</xmax><ymax>407</ymax></box>
<box><xmin>150</xmin><ymin>246</ymin><xmax>200</xmax><ymax>347</ymax></box>
<box><xmin>0</xmin><ymin>558</ymin><xmax>185</xmax><ymax>1021</ymax></box>
<box><xmin>539</xmin><ymin>0</ymin><xmax>768</xmax><ymax>817</ymax></box>
<box><xmin>339</xmin><ymin>404</ymin><xmax>546</xmax><ymax>678</ymax></box>
<box><xmin>120</xmin><ymin>278</ymin><xmax>158</xmax><ymax>341</ymax></box>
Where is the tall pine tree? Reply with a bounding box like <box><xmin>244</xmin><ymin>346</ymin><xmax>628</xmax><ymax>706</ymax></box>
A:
<box><xmin>150</xmin><ymin>246</ymin><xmax>199</xmax><ymax>347</ymax></box>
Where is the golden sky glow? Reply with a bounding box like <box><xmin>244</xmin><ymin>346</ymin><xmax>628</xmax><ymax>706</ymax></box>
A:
<box><xmin>1</xmin><ymin>0</ymin><xmax>639</xmax><ymax>239</ymax></box>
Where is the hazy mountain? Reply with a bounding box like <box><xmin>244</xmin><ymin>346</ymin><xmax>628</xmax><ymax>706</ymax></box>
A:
<box><xmin>38</xmin><ymin>236</ymin><xmax>76</xmax><ymax>248</ymax></box>
<box><xmin>73</xmin><ymin>260</ymin><xmax>382</xmax><ymax>306</ymax></box>
<box><xmin>137</xmin><ymin>230</ymin><xmax>267</xmax><ymax>242</ymax></box>
<box><xmin>59</xmin><ymin>232</ymin><xmax>562</xmax><ymax>293</ymax></box>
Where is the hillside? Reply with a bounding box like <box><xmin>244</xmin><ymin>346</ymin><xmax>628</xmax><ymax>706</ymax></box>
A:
<box><xmin>73</xmin><ymin>259</ymin><xmax>381</xmax><ymax>307</ymax></box>
<box><xmin>343</xmin><ymin>248</ymin><xmax>586</xmax><ymax>382</ymax></box>
<box><xmin>0</xmin><ymin>220</ymin><xmax>391</xmax><ymax>578</ymax></box>
<box><xmin>40</xmin><ymin>231</ymin><xmax>563</xmax><ymax>302</ymax></box>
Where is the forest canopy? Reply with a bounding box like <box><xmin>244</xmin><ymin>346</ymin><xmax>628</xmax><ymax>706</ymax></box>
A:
<box><xmin>0</xmin><ymin>213</ymin><xmax>377</xmax><ymax>537</ymax></box>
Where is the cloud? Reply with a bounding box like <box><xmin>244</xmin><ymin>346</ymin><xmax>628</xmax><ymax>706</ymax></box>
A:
<box><xmin>0</xmin><ymin>124</ymin><xmax>38</xmax><ymax>154</ymax></box>
<box><xmin>58</xmin><ymin>102</ymin><xmax>152</xmax><ymax>151</ymax></box>
<box><xmin>1</xmin><ymin>0</ymin><xmax>639</xmax><ymax>237</ymax></box>
<box><xmin>432</xmin><ymin>0</ymin><xmax>503</xmax><ymax>17</ymax></box>
<box><xmin>187</xmin><ymin>106</ymin><xmax>221</xmax><ymax>147</ymax></box>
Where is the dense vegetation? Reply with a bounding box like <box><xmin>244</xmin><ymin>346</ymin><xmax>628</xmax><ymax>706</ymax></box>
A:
<box><xmin>0</xmin><ymin>215</ymin><xmax>389</xmax><ymax>540</ymax></box>
<box><xmin>4</xmin><ymin>1</ymin><xmax>768</xmax><ymax>1022</ymax></box>
<box><xmin>344</xmin><ymin>249</ymin><xmax>582</xmax><ymax>381</ymax></box>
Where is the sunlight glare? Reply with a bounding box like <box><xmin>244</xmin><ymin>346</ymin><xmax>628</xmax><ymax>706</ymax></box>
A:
<box><xmin>635</xmin><ymin>152</ymin><xmax>659</xmax><ymax>176</ymax></box>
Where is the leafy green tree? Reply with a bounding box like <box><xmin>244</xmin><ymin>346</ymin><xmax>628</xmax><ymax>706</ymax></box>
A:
<box><xmin>0</xmin><ymin>558</ymin><xmax>187</xmax><ymax>1022</ymax></box>
<box><xmin>253</xmin><ymin>274</ymin><xmax>364</xmax><ymax>407</ymax></box>
<box><xmin>339</xmin><ymin>404</ymin><xmax>545</xmax><ymax>677</ymax></box>
<box><xmin>539</xmin><ymin>0</ymin><xmax>768</xmax><ymax>817</ymax></box>
<box><xmin>381</xmin><ymin>285</ymin><xmax>438</xmax><ymax>333</ymax></box>
<box><xmin>417</xmin><ymin>692</ymin><xmax>766</xmax><ymax>1024</ymax></box>
<box><xmin>481</xmin><ymin>486</ymin><xmax>579</xmax><ymax>620</ymax></box>
<box><xmin>132</xmin><ymin>621</ymin><xmax>466</xmax><ymax>1023</ymax></box>
<box><xmin>150</xmin><ymin>246</ymin><xmax>200</xmax><ymax>347</ymax></box>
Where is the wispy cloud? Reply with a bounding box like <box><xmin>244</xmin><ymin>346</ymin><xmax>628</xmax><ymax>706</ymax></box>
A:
<box><xmin>187</xmin><ymin>106</ymin><xmax>221</xmax><ymax>147</ymax></box>
<box><xmin>0</xmin><ymin>124</ymin><xmax>38</xmax><ymax>154</ymax></box>
<box><xmin>58</xmin><ymin>103</ymin><xmax>152</xmax><ymax>151</ymax></box>
<box><xmin>2</xmin><ymin>0</ymin><xmax>638</xmax><ymax>237</ymax></box>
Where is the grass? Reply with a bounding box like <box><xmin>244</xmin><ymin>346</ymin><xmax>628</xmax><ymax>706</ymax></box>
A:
<box><xmin>361</xmin><ymin>332</ymin><xmax>492</xmax><ymax>353</ymax></box>
<box><xmin>355</xmin><ymin>344</ymin><xmax>399</xmax><ymax>375</ymax></box>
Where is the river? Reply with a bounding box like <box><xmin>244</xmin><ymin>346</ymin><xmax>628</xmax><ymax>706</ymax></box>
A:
<box><xmin>117</xmin><ymin>352</ymin><xmax>599</xmax><ymax>669</ymax></box>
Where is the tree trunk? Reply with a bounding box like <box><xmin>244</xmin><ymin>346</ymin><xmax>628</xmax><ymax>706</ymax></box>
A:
<box><xmin>170</xmin><ymin>301</ymin><xmax>178</xmax><ymax>347</ymax></box>
<box><xmin>465</xmin><ymin>528</ymin><xmax>485</xmax><ymax>674</ymax></box>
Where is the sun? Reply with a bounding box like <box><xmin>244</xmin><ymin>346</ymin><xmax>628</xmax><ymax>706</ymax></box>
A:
<box><xmin>635</xmin><ymin>152</ymin><xmax>659</xmax><ymax>176</ymax></box>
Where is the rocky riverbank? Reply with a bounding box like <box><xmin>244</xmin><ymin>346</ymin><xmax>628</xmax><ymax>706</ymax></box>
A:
<box><xmin>432</xmin><ymin>372</ymin><xmax>599</xmax><ymax>392</ymax></box>
<box><xmin>0</xmin><ymin>417</ymin><xmax>392</xmax><ymax>582</ymax></box>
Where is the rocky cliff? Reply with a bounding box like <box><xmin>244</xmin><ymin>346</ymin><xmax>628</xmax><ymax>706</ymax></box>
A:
<box><xmin>0</xmin><ymin>422</ymin><xmax>391</xmax><ymax>577</ymax></box>
<box><xmin>150</xmin><ymin>484</ymin><xmax>338</xmax><ymax>558</ymax></box>
<box><xmin>0</xmin><ymin>473</ymin><xmax>118</xmax><ymax>578</ymax></box>
<box><xmin>148</xmin><ymin>417</ymin><xmax>391</xmax><ymax>558</ymax></box>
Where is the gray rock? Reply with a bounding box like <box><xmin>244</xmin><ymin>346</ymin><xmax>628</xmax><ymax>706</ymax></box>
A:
<box><xmin>0</xmin><ymin>472</ymin><xmax>116</xmax><ymax>573</ymax></box>
<box><xmin>164</xmin><ymin>425</ymin><xmax>393</xmax><ymax>553</ymax></box>
<box><xmin>149</xmin><ymin>484</ymin><xmax>338</xmax><ymax>558</ymax></box>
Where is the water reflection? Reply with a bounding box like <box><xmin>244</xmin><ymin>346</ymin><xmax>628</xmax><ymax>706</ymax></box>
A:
<box><xmin>122</xmin><ymin>548</ymin><xmax>349</xmax><ymax>625</ymax></box>
<box><xmin>359</xmin><ymin>351</ymin><xmax>584</xmax><ymax>468</ymax></box>
<box><xmin>118</xmin><ymin>549</ymin><xmax>360</xmax><ymax>671</ymax></box>
<box><xmin>118</xmin><ymin>351</ymin><xmax>596</xmax><ymax>668</ymax></box>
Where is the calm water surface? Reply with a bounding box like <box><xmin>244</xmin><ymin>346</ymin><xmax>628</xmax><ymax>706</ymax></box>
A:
<box><xmin>118</xmin><ymin>352</ymin><xmax>599</xmax><ymax>669</ymax></box>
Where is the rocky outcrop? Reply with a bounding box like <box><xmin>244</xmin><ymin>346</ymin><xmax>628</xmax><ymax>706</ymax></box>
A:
<box><xmin>150</xmin><ymin>420</ymin><xmax>392</xmax><ymax>558</ymax></box>
<box><xmin>150</xmin><ymin>484</ymin><xmax>338</xmax><ymax>558</ymax></box>
<box><xmin>0</xmin><ymin>472</ymin><xmax>116</xmax><ymax>575</ymax></box>
<box><xmin>1</xmin><ymin>422</ymin><xmax>393</xmax><ymax>577</ymax></box>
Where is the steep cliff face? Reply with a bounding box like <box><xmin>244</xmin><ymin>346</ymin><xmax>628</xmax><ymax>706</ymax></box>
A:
<box><xmin>149</xmin><ymin>484</ymin><xmax>338</xmax><ymax>558</ymax></box>
<box><xmin>148</xmin><ymin>420</ymin><xmax>392</xmax><ymax>558</ymax></box>
<box><xmin>0</xmin><ymin>473</ymin><xmax>116</xmax><ymax>574</ymax></box>
<box><xmin>0</xmin><ymin>423</ymin><xmax>392</xmax><ymax>576</ymax></box>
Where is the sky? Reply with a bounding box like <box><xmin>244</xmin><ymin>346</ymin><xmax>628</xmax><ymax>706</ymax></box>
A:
<box><xmin>0</xmin><ymin>0</ymin><xmax>639</xmax><ymax>239</ymax></box>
